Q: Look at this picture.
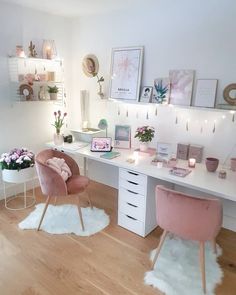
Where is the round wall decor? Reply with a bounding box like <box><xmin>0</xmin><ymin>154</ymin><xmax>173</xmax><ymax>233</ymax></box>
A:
<box><xmin>82</xmin><ymin>54</ymin><xmax>99</xmax><ymax>77</ymax></box>
<box><xmin>223</xmin><ymin>83</ymin><xmax>236</xmax><ymax>105</ymax></box>
<box><xmin>19</xmin><ymin>84</ymin><xmax>33</xmax><ymax>101</ymax></box>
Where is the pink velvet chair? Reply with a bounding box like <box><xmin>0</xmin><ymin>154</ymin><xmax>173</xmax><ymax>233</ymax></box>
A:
<box><xmin>152</xmin><ymin>185</ymin><xmax>222</xmax><ymax>294</ymax></box>
<box><xmin>35</xmin><ymin>149</ymin><xmax>92</xmax><ymax>232</ymax></box>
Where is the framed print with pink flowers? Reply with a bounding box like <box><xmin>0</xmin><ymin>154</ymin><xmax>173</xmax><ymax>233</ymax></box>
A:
<box><xmin>109</xmin><ymin>46</ymin><xmax>144</xmax><ymax>101</ymax></box>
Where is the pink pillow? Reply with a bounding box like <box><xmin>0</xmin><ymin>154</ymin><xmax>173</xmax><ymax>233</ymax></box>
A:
<box><xmin>46</xmin><ymin>157</ymin><xmax>72</xmax><ymax>181</ymax></box>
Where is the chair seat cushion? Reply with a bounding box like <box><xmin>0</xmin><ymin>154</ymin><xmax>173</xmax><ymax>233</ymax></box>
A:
<box><xmin>66</xmin><ymin>175</ymin><xmax>89</xmax><ymax>194</ymax></box>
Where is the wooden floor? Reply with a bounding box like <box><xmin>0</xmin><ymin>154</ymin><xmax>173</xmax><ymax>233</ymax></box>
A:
<box><xmin>0</xmin><ymin>181</ymin><xmax>236</xmax><ymax>295</ymax></box>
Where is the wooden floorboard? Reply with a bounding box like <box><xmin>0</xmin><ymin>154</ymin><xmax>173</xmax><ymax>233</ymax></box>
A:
<box><xmin>0</xmin><ymin>181</ymin><xmax>236</xmax><ymax>295</ymax></box>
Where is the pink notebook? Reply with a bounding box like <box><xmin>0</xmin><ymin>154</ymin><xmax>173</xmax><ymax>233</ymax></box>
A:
<box><xmin>169</xmin><ymin>167</ymin><xmax>191</xmax><ymax>177</ymax></box>
<box><xmin>134</xmin><ymin>148</ymin><xmax>156</xmax><ymax>156</ymax></box>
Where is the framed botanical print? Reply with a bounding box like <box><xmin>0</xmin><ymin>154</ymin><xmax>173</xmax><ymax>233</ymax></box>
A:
<box><xmin>109</xmin><ymin>46</ymin><xmax>144</xmax><ymax>101</ymax></box>
<box><xmin>152</xmin><ymin>78</ymin><xmax>170</xmax><ymax>104</ymax></box>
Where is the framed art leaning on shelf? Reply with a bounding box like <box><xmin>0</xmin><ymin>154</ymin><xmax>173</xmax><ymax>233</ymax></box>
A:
<box><xmin>109</xmin><ymin>46</ymin><xmax>143</xmax><ymax>101</ymax></box>
<box><xmin>194</xmin><ymin>79</ymin><xmax>218</xmax><ymax>108</ymax></box>
<box><xmin>139</xmin><ymin>86</ymin><xmax>153</xmax><ymax>103</ymax></box>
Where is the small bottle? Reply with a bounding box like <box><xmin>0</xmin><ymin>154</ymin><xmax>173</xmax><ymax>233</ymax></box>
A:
<box><xmin>38</xmin><ymin>86</ymin><xmax>46</xmax><ymax>100</ymax></box>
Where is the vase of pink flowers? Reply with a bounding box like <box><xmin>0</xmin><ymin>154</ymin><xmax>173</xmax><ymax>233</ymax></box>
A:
<box><xmin>134</xmin><ymin>126</ymin><xmax>155</xmax><ymax>152</ymax></box>
<box><xmin>0</xmin><ymin>148</ymin><xmax>35</xmax><ymax>183</ymax></box>
<box><xmin>52</xmin><ymin>110</ymin><xmax>67</xmax><ymax>145</ymax></box>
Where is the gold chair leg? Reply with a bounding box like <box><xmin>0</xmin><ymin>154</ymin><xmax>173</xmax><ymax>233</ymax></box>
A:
<box><xmin>151</xmin><ymin>230</ymin><xmax>168</xmax><ymax>269</ymax></box>
<box><xmin>85</xmin><ymin>190</ymin><xmax>93</xmax><ymax>209</ymax></box>
<box><xmin>77</xmin><ymin>195</ymin><xmax>85</xmax><ymax>231</ymax></box>
<box><xmin>211</xmin><ymin>239</ymin><xmax>217</xmax><ymax>254</ymax></box>
<box><xmin>37</xmin><ymin>195</ymin><xmax>51</xmax><ymax>231</ymax></box>
<box><xmin>199</xmin><ymin>242</ymin><xmax>206</xmax><ymax>294</ymax></box>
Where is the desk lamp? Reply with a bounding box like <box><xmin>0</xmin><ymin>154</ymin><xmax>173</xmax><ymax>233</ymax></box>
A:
<box><xmin>98</xmin><ymin>119</ymin><xmax>108</xmax><ymax>137</ymax></box>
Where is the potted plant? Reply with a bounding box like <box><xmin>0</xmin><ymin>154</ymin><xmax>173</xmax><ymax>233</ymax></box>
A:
<box><xmin>134</xmin><ymin>126</ymin><xmax>155</xmax><ymax>152</ymax></box>
<box><xmin>0</xmin><ymin>148</ymin><xmax>35</xmax><ymax>183</ymax></box>
<box><xmin>52</xmin><ymin>110</ymin><xmax>67</xmax><ymax>145</ymax></box>
<box><xmin>48</xmin><ymin>85</ymin><xmax>59</xmax><ymax>100</ymax></box>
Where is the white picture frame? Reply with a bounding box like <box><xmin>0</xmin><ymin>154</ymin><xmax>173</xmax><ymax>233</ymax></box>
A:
<box><xmin>157</xmin><ymin>142</ymin><xmax>172</xmax><ymax>158</ymax></box>
<box><xmin>114</xmin><ymin>125</ymin><xmax>131</xmax><ymax>149</ymax></box>
<box><xmin>109</xmin><ymin>46</ymin><xmax>144</xmax><ymax>101</ymax></box>
<box><xmin>194</xmin><ymin>79</ymin><xmax>218</xmax><ymax>108</ymax></box>
<box><xmin>139</xmin><ymin>86</ymin><xmax>153</xmax><ymax>103</ymax></box>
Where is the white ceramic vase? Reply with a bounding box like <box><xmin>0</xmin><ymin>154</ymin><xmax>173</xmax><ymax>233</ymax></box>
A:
<box><xmin>139</xmin><ymin>142</ymin><xmax>149</xmax><ymax>152</ymax></box>
<box><xmin>2</xmin><ymin>166</ymin><xmax>35</xmax><ymax>184</ymax></box>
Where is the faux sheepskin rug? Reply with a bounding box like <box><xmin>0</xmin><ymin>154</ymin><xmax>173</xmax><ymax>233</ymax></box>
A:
<box><xmin>19</xmin><ymin>204</ymin><xmax>109</xmax><ymax>236</ymax></box>
<box><xmin>144</xmin><ymin>235</ymin><xmax>223</xmax><ymax>295</ymax></box>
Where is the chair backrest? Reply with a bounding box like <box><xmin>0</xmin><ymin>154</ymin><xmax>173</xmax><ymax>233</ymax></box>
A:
<box><xmin>156</xmin><ymin>185</ymin><xmax>223</xmax><ymax>242</ymax></box>
<box><xmin>35</xmin><ymin>149</ymin><xmax>80</xmax><ymax>197</ymax></box>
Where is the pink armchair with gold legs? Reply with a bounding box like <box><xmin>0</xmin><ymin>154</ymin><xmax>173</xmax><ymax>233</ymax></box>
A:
<box><xmin>35</xmin><ymin>149</ymin><xmax>92</xmax><ymax>231</ymax></box>
<box><xmin>152</xmin><ymin>185</ymin><xmax>222</xmax><ymax>294</ymax></box>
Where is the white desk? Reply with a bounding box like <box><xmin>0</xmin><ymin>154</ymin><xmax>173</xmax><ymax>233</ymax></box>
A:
<box><xmin>47</xmin><ymin>142</ymin><xmax>236</xmax><ymax>234</ymax></box>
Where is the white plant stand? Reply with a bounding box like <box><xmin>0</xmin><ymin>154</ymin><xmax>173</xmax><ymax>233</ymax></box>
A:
<box><xmin>2</xmin><ymin>167</ymin><xmax>36</xmax><ymax>211</ymax></box>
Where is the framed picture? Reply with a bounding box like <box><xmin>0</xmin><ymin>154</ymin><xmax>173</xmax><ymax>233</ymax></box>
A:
<box><xmin>157</xmin><ymin>142</ymin><xmax>172</xmax><ymax>158</ymax></box>
<box><xmin>114</xmin><ymin>125</ymin><xmax>131</xmax><ymax>149</ymax></box>
<box><xmin>169</xmin><ymin>70</ymin><xmax>194</xmax><ymax>106</ymax></box>
<box><xmin>91</xmin><ymin>137</ymin><xmax>112</xmax><ymax>152</ymax></box>
<box><xmin>194</xmin><ymin>79</ymin><xmax>218</xmax><ymax>108</ymax></box>
<box><xmin>139</xmin><ymin>86</ymin><xmax>153</xmax><ymax>102</ymax></box>
<box><xmin>109</xmin><ymin>46</ymin><xmax>144</xmax><ymax>101</ymax></box>
<box><xmin>152</xmin><ymin>78</ymin><xmax>170</xmax><ymax>104</ymax></box>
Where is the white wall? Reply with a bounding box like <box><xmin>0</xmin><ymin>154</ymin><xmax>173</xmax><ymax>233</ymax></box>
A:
<box><xmin>70</xmin><ymin>0</ymin><xmax>236</xmax><ymax>164</ymax></box>
<box><xmin>0</xmin><ymin>2</ymin><xmax>72</xmax><ymax>197</ymax></box>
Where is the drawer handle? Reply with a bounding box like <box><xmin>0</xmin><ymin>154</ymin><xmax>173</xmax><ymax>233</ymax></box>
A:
<box><xmin>127</xmin><ymin>202</ymin><xmax>137</xmax><ymax>208</ymax></box>
<box><xmin>127</xmin><ymin>180</ymin><xmax>138</xmax><ymax>185</ymax></box>
<box><xmin>127</xmin><ymin>189</ymin><xmax>138</xmax><ymax>195</ymax></box>
<box><xmin>126</xmin><ymin>215</ymin><xmax>137</xmax><ymax>221</ymax></box>
<box><xmin>128</xmin><ymin>171</ymin><xmax>138</xmax><ymax>176</ymax></box>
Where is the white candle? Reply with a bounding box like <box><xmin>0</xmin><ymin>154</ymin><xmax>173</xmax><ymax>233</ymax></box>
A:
<box><xmin>157</xmin><ymin>162</ymin><xmax>163</xmax><ymax>169</ymax></box>
<box><xmin>188</xmin><ymin>158</ymin><xmax>196</xmax><ymax>168</ymax></box>
<box><xmin>46</xmin><ymin>46</ymin><xmax>52</xmax><ymax>59</ymax></box>
<box><xmin>133</xmin><ymin>151</ymin><xmax>139</xmax><ymax>163</ymax></box>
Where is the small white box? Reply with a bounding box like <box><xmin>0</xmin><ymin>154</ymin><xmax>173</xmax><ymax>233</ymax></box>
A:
<box><xmin>70</xmin><ymin>128</ymin><xmax>104</xmax><ymax>143</ymax></box>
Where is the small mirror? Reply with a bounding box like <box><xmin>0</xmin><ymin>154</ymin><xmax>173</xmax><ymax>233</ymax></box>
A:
<box><xmin>223</xmin><ymin>83</ymin><xmax>236</xmax><ymax>105</ymax></box>
<box><xmin>82</xmin><ymin>54</ymin><xmax>99</xmax><ymax>77</ymax></box>
<box><xmin>229</xmin><ymin>89</ymin><xmax>236</xmax><ymax>99</ymax></box>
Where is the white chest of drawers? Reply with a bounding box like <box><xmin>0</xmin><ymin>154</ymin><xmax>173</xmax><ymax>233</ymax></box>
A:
<box><xmin>118</xmin><ymin>167</ymin><xmax>172</xmax><ymax>237</ymax></box>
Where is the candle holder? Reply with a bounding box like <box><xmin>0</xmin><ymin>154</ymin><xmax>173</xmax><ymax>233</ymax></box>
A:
<box><xmin>188</xmin><ymin>158</ymin><xmax>196</xmax><ymax>168</ymax></box>
<box><xmin>42</xmin><ymin>40</ymin><xmax>57</xmax><ymax>59</ymax></box>
<box><xmin>218</xmin><ymin>170</ymin><xmax>227</xmax><ymax>179</ymax></box>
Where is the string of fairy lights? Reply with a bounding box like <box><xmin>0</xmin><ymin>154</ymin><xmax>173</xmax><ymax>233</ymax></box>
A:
<box><xmin>115</xmin><ymin>103</ymin><xmax>236</xmax><ymax>134</ymax></box>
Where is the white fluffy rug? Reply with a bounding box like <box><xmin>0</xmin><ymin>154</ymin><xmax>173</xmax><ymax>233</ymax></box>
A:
<box><xmin>19</xmin><ymin>204</ymin><xmax>109</xmax><ymax>236</ymax></box>
<box><xmin>144</xmin><ymin>235</ymin><xmax>223</xmax><ymax>295</ymax></box>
